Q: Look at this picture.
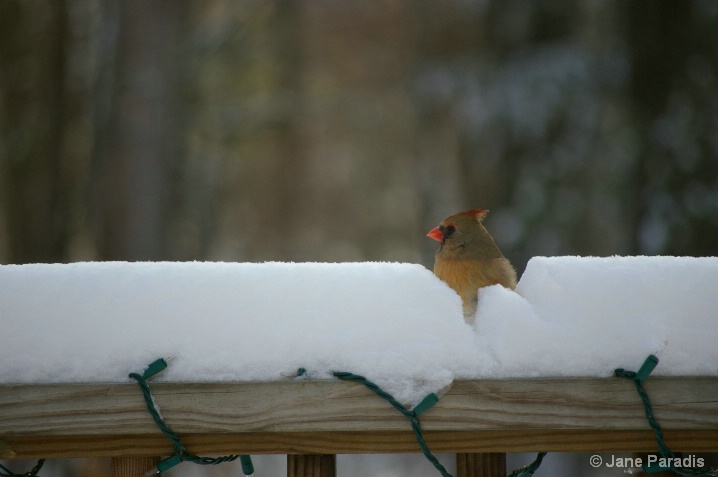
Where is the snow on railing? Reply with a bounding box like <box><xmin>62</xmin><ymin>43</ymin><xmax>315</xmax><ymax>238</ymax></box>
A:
<box><xmin>2</xmin><ymin>258</ymin><xmax>718</xmax><ymax>476</ymax></box>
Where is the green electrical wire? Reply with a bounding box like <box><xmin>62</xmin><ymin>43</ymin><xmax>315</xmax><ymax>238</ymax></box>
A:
<box><xmin>329</xmin><ymin>370</ymin><xmax>549</xmax><ymax>477</ymax></box>
<box><xmin>331</xmin><ymin>370</ymin><xmax>453</xmax><ymax>477</ymax></box>
<box><xmin>129</xmin><ymin>358</ymin><xmax>253</xmax><ymax>475</ymax></box>
<box><xmin>615</xmin><ymin>355</ymin><xmax>718</xmax><ymax>477</ymax></box>
<box><xmin>0</xmin><ymin>460</ymin><xmax>45</xmax><ymax>477</ymax></box>
<box><xmin>507</xmin><ymin>452</ymin><xmax>547</xmax><ymax>477</ymax></box>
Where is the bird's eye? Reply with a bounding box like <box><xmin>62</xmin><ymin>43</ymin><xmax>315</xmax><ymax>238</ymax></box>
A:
<box><xmin>444</xmin><ymin>225</ymin><xmax>456</xmax><ymax>237</ymax></box>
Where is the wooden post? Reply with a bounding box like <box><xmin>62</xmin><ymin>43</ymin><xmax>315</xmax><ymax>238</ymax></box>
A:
<box><xmin>287</xmin><ymin>454</ymin><xmax>336</xmax><ymax>477</ymax></box>
<box><xmin>111</xmin><ymin>456</ymin><xmax>159</xmax><ymax>477</ymax></box>
<box><xmin>457</xmin><ymin>453</ymin><xmax>506</xmax><ymax>477</ymax></box>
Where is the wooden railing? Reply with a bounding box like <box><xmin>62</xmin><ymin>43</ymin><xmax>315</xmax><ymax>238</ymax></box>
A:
<box><xmin>2</xmin><ymin>377</ymin><xmax>717</xmax><ymax>476</ymax></box>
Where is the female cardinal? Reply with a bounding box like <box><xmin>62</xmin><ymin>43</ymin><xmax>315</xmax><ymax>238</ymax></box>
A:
<box><xmin>427</xmin><ymin>209</ymin><xmax>517</xmax><ymax>318</ymax></box>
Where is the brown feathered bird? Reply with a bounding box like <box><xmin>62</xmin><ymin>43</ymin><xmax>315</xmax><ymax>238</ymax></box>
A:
<box><xmin>427</xmin><ymin>209</ymin><xmax>517</xmax><ymax>319</ymax></box>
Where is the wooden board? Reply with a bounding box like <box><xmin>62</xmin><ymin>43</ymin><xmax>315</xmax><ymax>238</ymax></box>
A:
<box><xmin>287</xmin><ymin>454</ymin><xmax>336</xmax><ymax>477</ymax></box>
<box><xmin>111</xmin><ymin>456</ymin><xmax>159</xmax><ymax>477</ymax></box>
<box><xmin>456</xmin><ymin>453</ymin><xmax>506</xmax><ymax>477</ymax></box>
<box><xmin>2</xmin><ymin>378</ymin><xmax>717</xmax><ymax>458</ymax></box>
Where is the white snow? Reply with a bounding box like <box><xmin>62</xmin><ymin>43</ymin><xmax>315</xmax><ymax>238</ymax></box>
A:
<box><xmin>1</xmin><ymin>257</ymin><xmax>716</xmax><ymax>405</ymax></box>
<box><xmin>0</xmin><ymin>261</ymin><xmax>474</xmax><ymax>404</ymax></box>
<box><xmin>473</xmin><ymin>256</ymin><xmax>717</xmax><ymax>377</ymax></box>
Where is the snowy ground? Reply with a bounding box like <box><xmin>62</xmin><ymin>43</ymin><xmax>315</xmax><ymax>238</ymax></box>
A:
<box><xmin>1</xmin><ymin>256</ymin><xmax>716</xmax><ymax>405</ymax></box>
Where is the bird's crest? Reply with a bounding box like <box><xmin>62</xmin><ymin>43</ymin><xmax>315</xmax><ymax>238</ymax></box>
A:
<box><xmin>457</xmin><ymin>208</ymin><xmax>489</xmax><ymax>222</ymax></box>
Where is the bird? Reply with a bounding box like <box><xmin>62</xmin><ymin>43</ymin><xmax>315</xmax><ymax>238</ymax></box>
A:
<box><xmin>427</xmin><ymin>208</ymin><xmax>517</xmax><ymax>319</ymax></box>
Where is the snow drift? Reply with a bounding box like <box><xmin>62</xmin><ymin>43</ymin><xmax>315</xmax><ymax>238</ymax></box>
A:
<box><xmin>1</xmin><ymin>257</ymin><xmax>716</xmax><ymax>404</ymax></box>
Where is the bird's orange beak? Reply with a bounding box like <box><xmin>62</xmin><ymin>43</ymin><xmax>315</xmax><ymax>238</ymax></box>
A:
<box><xmin>427</xmin><ymin>227</ymin><xmax>444</xmax><ymax>242</ymax></box>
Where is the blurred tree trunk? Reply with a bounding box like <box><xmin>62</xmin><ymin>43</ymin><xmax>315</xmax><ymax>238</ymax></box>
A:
<box><xmin>209</xmin><ymin>0</ymin><xmax>307</xmax><ymax>261</ymax></box>
<box><xmin>252</xmin><ymin>0</ymin><xmax>306</xmax><ymax>260</ymax></box>
<box><xmin>625</xmin><ymin>0</ymin><xmax>718</xmax><ymax>256</ymax></box>
<box><xmin>91</xmin><ymin>0</ymin><xmax>189</xmax><ymax>260</ymax></box>
<box><xmin>625</xmin><ymin>0</ymin><xmax>690</xmax><ymax>255</ymax></box>
<box><xmin>0</xmin><ymin>0</ymin><xmax>70</xmax><ymax>264</ymax></box>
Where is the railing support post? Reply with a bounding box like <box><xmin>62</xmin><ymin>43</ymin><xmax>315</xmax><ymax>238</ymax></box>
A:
<box><xmin>457</xmin><ymin>452</ymin><xmax>506</xmax><ymax>477</ymax></box>
<box><xmin>287</xmin><ymin>454</ymin><xmax>336</xmax><ymax>477</ymax></box>
<box><xmin>111</xmin><ymin>456</ymin><xmax>159</xmax><ymax>477</ymax></box>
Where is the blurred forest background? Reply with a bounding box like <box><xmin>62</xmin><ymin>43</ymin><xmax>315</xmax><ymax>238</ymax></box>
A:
<box><xmin>1</xmin><ymin>0</ymin><xmax>717</xmax><ymax>476</ymax></box>
<box><xmin>2</xmin><ymin>0</ymin><xmax>718</xmax><ymax>272</ymax></box>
